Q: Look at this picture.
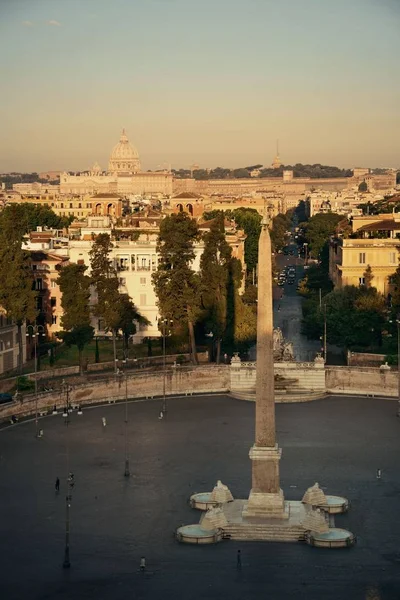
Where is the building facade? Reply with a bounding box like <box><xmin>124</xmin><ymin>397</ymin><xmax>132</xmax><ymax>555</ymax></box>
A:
<box><xmin>0</xmin><ymin>314</ymin><xmax>26</xmax><ymax>375</ymax></box>
<box><xmin>330</xmin><ymin>237</ymin><xmax>400</xmax><ymax>295</ymax></box>
<box><xmin>68</xmin><ymin>215</ymin><xmax>246</xmax><ymax>342</ymax></box>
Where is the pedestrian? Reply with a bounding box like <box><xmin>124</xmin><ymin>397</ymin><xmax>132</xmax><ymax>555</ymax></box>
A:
<box><xmin>55</xmin><ymin>477</ymin><xmax>60</xmax><ymax>492</ymax></box>
<box><xmin>140</xmin><ymin>556</ymin><xmax>146</xmax><ymax>572</ymax></box>
<box><xmin>376</xmin><ymin>468</ymin><xmax>382</xmax><ymax>479</ymax></box>
<box><xmin>158</xmin><ymin>411</ymin><xmax>164</xmax><ymax>420</ymax></box>
<box><xmin>278</xmin><ymin>304</ymin><xmax>281</xmax><ymax>311</ymax></box>
<box><xmin>102</xmin><ymin>417</ymin><xmax>107</xmax><ymax>427</ymax></box>
<box><xmin>236</xmin><ymin>549</ymin><xmax>242</xmax><ymax>569</ymax></box>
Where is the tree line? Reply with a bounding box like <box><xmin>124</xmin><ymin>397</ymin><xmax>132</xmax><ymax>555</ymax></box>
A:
<box><xmin>172</xmin><ymin>164</ymin><xmax>354</xmax><ymax>180</ymax></box>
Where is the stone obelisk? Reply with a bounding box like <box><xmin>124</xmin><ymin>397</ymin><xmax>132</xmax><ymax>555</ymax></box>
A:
<box><xmin>243</xmin><ymin>214</ymin><xmax>286</xmax><ymax>519</ymax></box>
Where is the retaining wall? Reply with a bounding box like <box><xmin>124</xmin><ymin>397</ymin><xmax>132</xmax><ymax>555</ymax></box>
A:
<box><xmin>326</xmin><ymin>366</ymin><xmax>398</xmax><ymax>397</ymax></box>
<box><xmin>0</xmin><ymin>365</ymin><xmax>230</xmax><ymax>422</ymax></box>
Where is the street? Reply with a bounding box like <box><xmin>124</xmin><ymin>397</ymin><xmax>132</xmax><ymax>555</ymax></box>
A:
<box><xmin>251</xmin><ymin>242</ymin><xmax>321</xmax><ymax>361</ymax></box>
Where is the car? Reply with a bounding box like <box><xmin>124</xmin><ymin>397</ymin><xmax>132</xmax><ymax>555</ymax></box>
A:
<box><xmin>0</xmin><ymin>393</ymin><xmax>13</xmax><ymax>405</ymax></box>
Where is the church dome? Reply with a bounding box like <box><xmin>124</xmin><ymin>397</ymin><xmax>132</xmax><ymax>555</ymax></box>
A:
<box><xmin>108</xmin><ymin>129</ymin><xmax>141</xmax><ymax>174</ymax></box>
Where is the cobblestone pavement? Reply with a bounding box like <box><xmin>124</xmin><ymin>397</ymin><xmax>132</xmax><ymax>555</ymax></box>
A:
<box><xmin>1</xmin><ymin>395</ymin><xmax>400</xmax><ymax>600</ymax></box>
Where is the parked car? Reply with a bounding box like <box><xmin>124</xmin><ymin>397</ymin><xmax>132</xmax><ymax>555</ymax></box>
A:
<box><xmin>0</xmin><ymin>393</ymin><xmax>13</xmax><ymax>405</ymax></box>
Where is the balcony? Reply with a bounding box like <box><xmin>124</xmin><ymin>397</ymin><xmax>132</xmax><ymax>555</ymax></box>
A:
<box><xmin>117</xmin><ymin>265</ymin><xmax>129</xmax><ymax>272</ymax></box>
<box><xmin>137</xmin><ymin>265</ymin><xmax>151</xmax><ymax>271</ymax></box>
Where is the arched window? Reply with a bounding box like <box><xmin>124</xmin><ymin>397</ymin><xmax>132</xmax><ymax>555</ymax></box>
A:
<box><xmin>176</xmin><ymin>203</ymin><xmax>183</xmax><ymax>212</ymax></box>
<box><xmin>95</xmin><ymin>203</ymin><xmax>102</xmax><ymax>215</ymax></box>
<box><xmin>186</xmin><ymin>203</ymin><xmax>193</xmax><ymax>215</ymax></box>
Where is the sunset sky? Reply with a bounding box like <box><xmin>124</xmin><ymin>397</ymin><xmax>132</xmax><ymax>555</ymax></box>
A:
<box><xmin>0</xmin><ymin>0</ymin><xmax>399</xmax><ymax>172</ymax></box>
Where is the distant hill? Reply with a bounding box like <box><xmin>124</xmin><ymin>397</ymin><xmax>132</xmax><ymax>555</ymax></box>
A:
<box><xmin>172</xmin><ymin>163</ymin><xmax>353</xmax><ymax>180</ymax></box>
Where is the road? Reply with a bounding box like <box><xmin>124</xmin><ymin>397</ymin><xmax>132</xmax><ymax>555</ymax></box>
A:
<box><xmin>251</xmin><ymin>242</ymin><xmax>321</xmax><ymax>361</ymax></box>
<box><xmin>1</xmin><ymin>395</ymin><xmax>400</xmax><ymax>600</ymax></box>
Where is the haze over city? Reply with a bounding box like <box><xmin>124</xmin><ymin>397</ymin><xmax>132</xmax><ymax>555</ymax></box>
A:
<box><xmin>0</xmin><ymin>0</ymin><xmax>399</xmax><ymax>172</ymax></box>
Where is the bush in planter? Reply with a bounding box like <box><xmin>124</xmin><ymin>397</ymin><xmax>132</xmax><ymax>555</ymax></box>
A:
<box><xmin>16</xmin><ymin>376</ymin><xmax>35</xmax><ymax>392</ymax></box>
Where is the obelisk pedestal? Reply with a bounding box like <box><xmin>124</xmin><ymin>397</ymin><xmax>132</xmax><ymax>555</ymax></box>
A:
<box><xmin>242</xmin><ymin>214</ymin><xmax>286</xmax><ymax>520</ymax></box>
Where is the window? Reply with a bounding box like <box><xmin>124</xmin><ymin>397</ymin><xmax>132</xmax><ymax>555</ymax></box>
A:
<box><xmin>36</xmin><ymin>278</ymin><xmax>43</xmax><ymax>290</ymax></box>
<box><xmin>69</xmin><ymin>203</ymin><xmax>73</xmax><ymax>209</ymax></box>
<box><xmin>359</xmin><ymin>253</ymin><xmax>366</xmax><ymax>264</ymax></box>
<box><xmin>140</xmin><ymin>277</ymin><xmax>146</xmax><ymax>285</ymax></box>
<box><xmin>50</xmin><ymin>280</ymin><xmax>57</xmax><ymax>288</ymax></box>
<box><xmin>51</xmin><ymin>315</ymin><xmax>57</xmax><ymax>325</ymax></box>
<box><xmin>140</xmin><ymin>294</ymin><xmax>146</xmax><ymax>306</ymax></box>
<box><xmin>50</xmin><ymin>297</ymin><xmax>56</xmax><ymax>307</ymax></box>
<box><xmin>389</xmin><ymin>252</ymin><xmax>396</xmax><ymax>264</ymax></box>
<box><xmin>359</xmin><ymin>277</ymin><xmax>365</xmax><ymax>285</ymax></box>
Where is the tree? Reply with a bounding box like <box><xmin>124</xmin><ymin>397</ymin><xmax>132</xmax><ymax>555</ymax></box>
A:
<box><xmin>0</xmin><ymin>203</ymin><xmax>72</xmax><ymax>234</ymax></box>
<box><xmin>0</xmin><ymin>217</ymin><xmax>37</xmax><ymax>372</ymax></box>
<box><xmin>115</xmin><ymin>293</ymin><xmax>149</xmax><ymax>356</ymax></box>
<box><xmin>270</xmin><ymin>211</ymin><xmax>293</xmax><ymax>252</ymax></box>
<box><xmin>153</xmin><ymin>212</ymin><xmax>201</xmax><ymax>363</ymax></box>
<box><xmin>302</xmin><ymin>285</ymin><xmax>386</xmax><ymax>350</ymax></box>
<box><xmin>199</xmin><ymin>213</ymin><xmax>232</xmax><ymax>363</ymax></box>
<box><xmin>363</xmin><ymin>265</ymin><xmax>374</xmax><ymax>289</ymax></box>
<box><xmin>358</xmin><ymin>180</ymin><xmax>368</xmax><ymax>192</ymax></box>
<box><xmin>56</xmin><ymin>263</ymin><xmax>94</xmax><ymax>374</ymax></box>
<box><xmin>89</xmin><ymin>234</ymin><xmax>122</xmax><ymax>366</ymax></box>
<box><xmin>303</xmin><ymin>213</ymin><xmax>343</xmax><ymax>258</ymax></box>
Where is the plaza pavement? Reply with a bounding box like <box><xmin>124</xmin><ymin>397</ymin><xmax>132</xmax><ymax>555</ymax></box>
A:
<box><xmin>1</xmin><ymin>394</ymin><xmax>400</xmax><ymax>599</ymax></box>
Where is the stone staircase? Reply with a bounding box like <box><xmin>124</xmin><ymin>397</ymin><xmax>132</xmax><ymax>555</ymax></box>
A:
<box><xmin>222</xmin><ymin>522</ymin><xmax>306</xmax><ymax>542</ymax></box>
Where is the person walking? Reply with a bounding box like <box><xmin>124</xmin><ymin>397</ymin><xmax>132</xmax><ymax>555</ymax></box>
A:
<box><xmin>102</xmin><ymin>417</ymin><xmax>107</xmax><ymax>427</ymax></box>
<box><xmin>236</xmin><ymin>549</ymin><xmax>242</xmax><ymax>569</ymax></box>
<box><xmin>376</xmin><ymin>468</ymin><xmax>382</xmax><ymax>479</ymax></box>
<box><xmin>55</xmin><ymin>477</ymin><xmax>60</xmax><ymax>493</ymax></box>
<box><xmin>140</xmin><ymin>556</ymin><xmax>146</xmax><ymax>572</ymax></box>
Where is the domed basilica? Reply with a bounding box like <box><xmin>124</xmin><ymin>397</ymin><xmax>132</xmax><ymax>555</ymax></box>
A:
<box><xmin>60</xmin><ymin>129</ymin><xmax>172</xmax><ymax>196</ymax></box>
<box><xmin>108</xmin><ymin>129</ymin><xmax>141</xmax><ymax>175</ymax></box>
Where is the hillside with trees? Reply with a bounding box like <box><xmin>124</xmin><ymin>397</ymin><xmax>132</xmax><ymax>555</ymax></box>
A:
<box><xmin>172</xmin><ymin>164</ymin><xmax>353</xmax><ymax>180</ymax></box>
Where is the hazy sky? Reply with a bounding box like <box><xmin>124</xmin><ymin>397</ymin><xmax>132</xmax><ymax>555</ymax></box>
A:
<box><xmin>0</xmin><ymin>0</ymin><xmax>399</xmax><ymax>172</ymax></box>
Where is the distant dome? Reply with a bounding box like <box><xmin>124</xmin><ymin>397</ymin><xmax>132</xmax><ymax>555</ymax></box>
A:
<box><xmin>108</xmin><ymin>129</ymin><xmax>141</xmax><ymax>174</ymax></box>
<box><xmin>92</xmin><ymin>161</ymin><xmax>102</xmax><ymax>173</ymax></box>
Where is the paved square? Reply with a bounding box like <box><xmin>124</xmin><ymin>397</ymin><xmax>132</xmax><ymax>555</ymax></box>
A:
<box><xmin>1</xmin><ymin>394</ymin><xmax>400</xmax><ymax>599</ymax></box>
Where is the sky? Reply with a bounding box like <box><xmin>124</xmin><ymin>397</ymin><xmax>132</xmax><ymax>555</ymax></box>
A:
<box><xmin>0</xmin><ymin>0</ymin><xmax>399</xmax><ymax>172</ymax></box>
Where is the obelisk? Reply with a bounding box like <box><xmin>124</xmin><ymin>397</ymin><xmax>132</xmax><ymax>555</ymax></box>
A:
<box><xmin>243</xmin><ymin>214</ymin><xmax>286</xmax><ymax>519</ymax></box>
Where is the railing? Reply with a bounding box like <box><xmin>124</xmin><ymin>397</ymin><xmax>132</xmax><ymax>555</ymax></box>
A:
<box><xmin>137</xmin><ymin>265</ymin><xmax>151</xmax><ymax>271</ymax></box>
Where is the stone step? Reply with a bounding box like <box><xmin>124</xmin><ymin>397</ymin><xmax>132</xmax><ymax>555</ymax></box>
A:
<box><xmin>222</xmin><ymin>525</ymin><xmax>305</xmax><ymax>542</ymax></box>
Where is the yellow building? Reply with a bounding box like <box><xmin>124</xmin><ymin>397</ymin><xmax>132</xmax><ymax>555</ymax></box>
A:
<box><xmin>4</xmin><ymin>192</ymin><xmax>123</xmax><ymax>220</ymax></box>
<box><xmin>330</xmin><ymin>237</ymin><xmax>400</xmax><ymax>296</ymax></box>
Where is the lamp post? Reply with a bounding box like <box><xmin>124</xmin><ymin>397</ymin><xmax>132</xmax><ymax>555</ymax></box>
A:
<box><xmin>26</xmin><ymin>323</ymin><xmax>45</xmax><ymax>438</ymax></box>
<box><xmin>116</xmin><ymin>360</ymin><xmax>130</xmax><ymax>477</ymax></box>
<box><xmin>324</xmin><ymin>304</ymin><xmax>327</xmax><ymax>363</ymax></box>
<box><xmin>303</xmin><ymin>243</ymin><xmax>308</xmax><ymax>266</ymax></box>
<box><xmin>159</xmin><ymin>318</ymin><xmax>173</xmax><ymax>416</ymax></box>
<box><xmin>397</xmin><ymin>316</ymin><xmax>400</xmax><ymax>414</ymax></box>
<box><xmin>61</xmin><ymin>379</ymin><xmax>73</xmax><ymax>569</ymax></box>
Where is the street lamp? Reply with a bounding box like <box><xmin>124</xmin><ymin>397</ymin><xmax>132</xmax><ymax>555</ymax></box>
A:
<box><xmin>61</xmin><ymin>379</ymin><xmax>73</xmax><ymax>569</ymax></box>
<box><xmin>159</xmin><ymin>318</ymin><xmax>173</xmax><ymax>416</ymax></box>
<box><xmin>388</xmin><ymin>315</ymin><xmax>400</xmax><ymax>416</ymax></box>
<box><xmin>26</xmin><ymin>323</ymin><xmax>45</xmax><ymax>438</ymax></box>
<box><xmin>116</xmin><ymin>360</ymin><xmax>130</xmax><ymax>477</ymax></box>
